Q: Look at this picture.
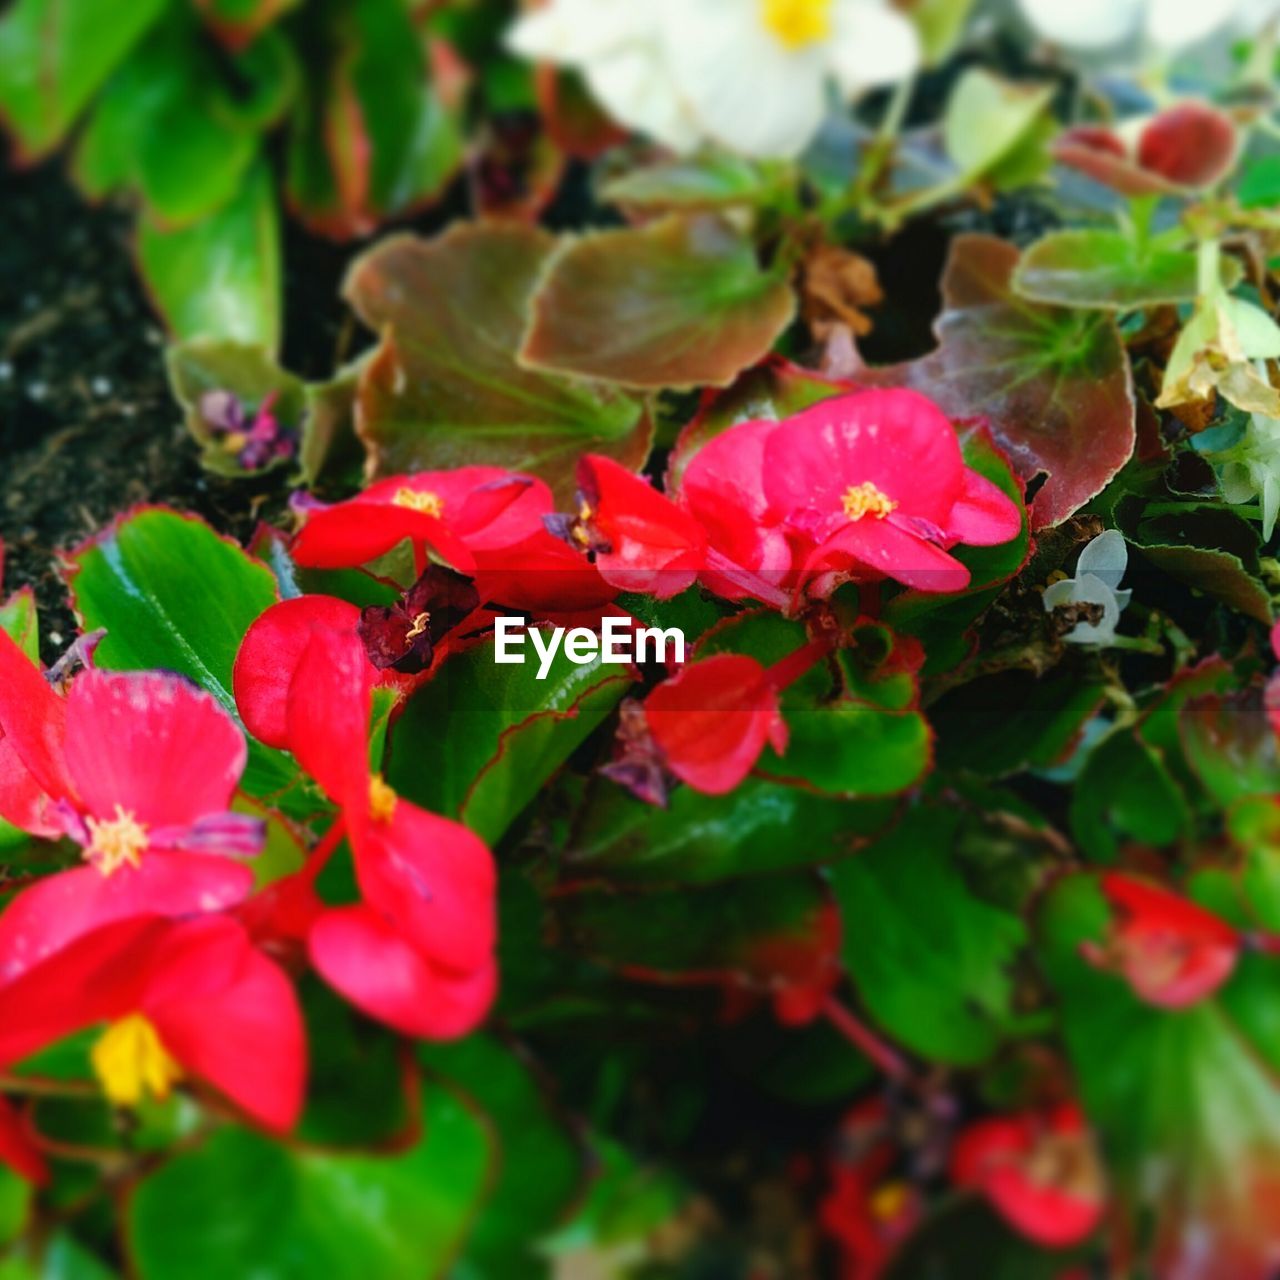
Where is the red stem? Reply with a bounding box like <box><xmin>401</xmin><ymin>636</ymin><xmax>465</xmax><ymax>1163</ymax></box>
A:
<box><xmin>703</xmin><ymin>547</ymin><xmax>792</xmax><ymax>611</ymax></box>
<box><xmin>303</xmin><ymin>816</ymin><xmax>348</xmax><ymax>885</ymax></box>
<box><xmin>822</xmin><ymin>994</ymin><xmax>910</xmax><ymax>1082</ymax></box>
<box><xmin>766</xmin><ymin>637</ymin><xmax>836</xmax><ymax>692</ymax></box>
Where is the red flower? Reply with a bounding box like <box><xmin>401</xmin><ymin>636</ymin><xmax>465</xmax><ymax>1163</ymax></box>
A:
<box><xmin>1055</xmin><ymin>102</ymin><xmax>1238</xmax><ymax>195</ymax></box>
<box><xmin>284</xmin><ymin>627</ymin><xmax>497</xmax><ymax>1039</ymax></box>
<box><xmin>951</xmin><ymin>1103</ymin><xmax>1104</xmax><ymax>1248</ymax></box>
<box><xmin>1081</xmin><ymin>873</ymin><xmax>1239</xmax><ymax>1009</ymax></box>
<box><xmin>558</xmin><ymin>454</ymin><xmax>707</xmax><ymax>598</ymax></box>
<box><xmin>820</xmin><ymin>1100</ymin><xmax>921</xmax><ymax>1280</ymax></box>
<box><xmin>0</xmin><ymin>1098</ymin><xmax>46</xmax><ymax>1185</ymax></box>
<box><xmin>645</xmin><ymin>655</ymin><xmax>787</xmax><ymax>794</ymax></box>
<box><xmin>290</xmin><ymin>467</ymin><xmax>547</xmax><ymax>571</ymax></box>
<box><xmin>0</xmin><ymin>914</ymin><xmax>304</xmax><ymax>1137</ymax></box>
<box><xmin>680</xmin><ymin>389</ymin><xmax>1020</xmax><ymax>600</ymax></box>
<box><xmin>0</xmin><ymin>631</ymin><xmax>260</xmax><ymax>981</ymax></box>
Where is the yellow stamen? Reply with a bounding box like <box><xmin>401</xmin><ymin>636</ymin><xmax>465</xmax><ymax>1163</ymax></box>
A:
<box><xmin>870</xmin><ymin>1181</ymin><xmax>910</xmax><ymax>1222</ymax></box>
<box><xmin>762</xmin><ymin>0</ymin><xmax>832</xmax><ymax>49</ymax></box>
<box><xmin>393</xmin><ymin>487</ymin><xmax>444</xmax><ymax>518</ymax></box>
<box><xmin>84</xmin><ymin>804</ymin><xmax>149</xmax><ymax>876</ymax></box>
<box><xmin>91</xmin><ymin>1014</ymin><xmax>183</xmax><ymax>1107</ymax></box>
<box><xmin>405</xmin><ymin>611</ymin><xmax>430</xmax><ymax>641</ymax></box>
<box><xmin>841</xmin><ymin>481</ymin><xmax>897</xmax><ymax>521</ymax></box>
<box><xmin>572</xmin><ymin>501</ymin><xmax>594</xmax><ymax>548</ymax></box>
<box><xmin>368</xmin><ymin>774</ymin><xmax>398</xmax><ymax>824</ymax></box>
<box><xmin>223</xmin><ymin>430</ymin><xmax>249</xmax><ymax>454</ymax></box>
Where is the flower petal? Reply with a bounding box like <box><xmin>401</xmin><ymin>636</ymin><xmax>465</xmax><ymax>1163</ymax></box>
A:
<box><xmin>829</xmin><ymin>0</ymin><xmax>921</xmax><ymax>96</ymax></box>
<box><xmin>0</xmin><ymin>856</ymin><xmax>254</xmax><ymax>984</ymax></box>
<box><xmin>805</xmin><ymin>518</ymin><xmax>971</xmax><ymax>593</ymax></box>
<box><xmin>309</xmin><ymin>905</ymin><xmax>497</xmax><ymax>1039</ymax></box>
<box><xmin>945</xmin><ymin>466</ymin><xmax>1024</xmax><ymax>548</ymax></box>
<box><xmin>234</xmin><ymin>596</ymin><xmax>365</xmax><ymax>750</ymax></box>
<box><xmin>0</xmin><ymin>628</ymin><xmax>70</xmax><ymax>804</ymax></box>
<box><xmin>63</xmin><ymin>671</ymin><xmax>247</xmax><ymax>828</ymax></box>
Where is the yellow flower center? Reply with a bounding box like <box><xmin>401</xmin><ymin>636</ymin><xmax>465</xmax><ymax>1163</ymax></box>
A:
<box><xmin>841</xmin><ymin>481</ymin><xmax>897</xmax><ymax>521</ymax></box>
<box><xmin>762</xmin><ymin>0</ymin><xmax>832</xmax><ymax>49</ymax></box>
<box><xmin>91</xmin><ymin>1014</ymin><xmax>183</xmax><ymax>1107</ymax></box>
<box><xmin>369</xmin><ymin>774</ymin><xmax>398</xmax><ymax>824</ymax></box>
<box><xmin>405</xmin><ymin>611</ymin><xmax>431</xmax><ymax>641</ymax></box>
<box><xmin>870</xmin><ymin>1180</ymin><xmax>910</xmax><ymax>1222</ymax></box>
<box><xmin>393</xmin><ymin>487</ymin><xmax>444</xmax><ymax>517</ymax></box>
<box><xmin>84</xmin><ymin>804</ymin><xmax>149</xmax><ymax>876</ymax></box>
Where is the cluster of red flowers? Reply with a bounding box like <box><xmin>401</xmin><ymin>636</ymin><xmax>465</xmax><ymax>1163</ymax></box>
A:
<box><xmin>0</xmin><ymin>383</ymin><xmax>1239</xmax><ymax>1252</ymax></box>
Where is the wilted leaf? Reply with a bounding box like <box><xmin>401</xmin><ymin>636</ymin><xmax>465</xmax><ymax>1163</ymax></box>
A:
<box><xmin>519</xmin><ymin>214</ymin><xmax>796</xmax><ymax>390</ymax></box>
<box><xmin>138</xmin><ymin>158</ymin><xmax>282</xmax><ymax>349</ymax></box>
<box><xmin>344</xmin><ymin>223</ymin><xmax>649</xmax><ymax>502</ymax></box>
<box><xmin>830</xmin><ymin>805</ymin><xmax>1027</xmax><ymax>1065</ymax></box>
<box><xmin>835</xmin><ymin>234</ymin><xmax>1136</xmax><ymax>528</ymax></box>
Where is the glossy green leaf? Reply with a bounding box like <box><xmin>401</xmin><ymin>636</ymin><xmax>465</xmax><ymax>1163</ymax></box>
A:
<box><xmin>128</xmin><ymin>1088</ymin><xmax>493</xmax><ymax>1280</ymax></box>
<box><xmin>519</xmin><ymin>214</ymin><xmax>796</xmax><ymax>390</ymax></box>
<box><xmin>422</xmin><ymin>1036</ymin><xmax>584</xmax><ymax>1279</ymax></box>
<box><xmin>344</xmin><ymin>223</ymin><xmax>649</xmax><ymax>503</ymax></box>
<box><xmin>286</xmin><ymin>0</ymin><xmax>461</xmax><ymax>238</ymax></box>
<box><xmin>1180</xmin><ymin>689</ymin><xmax>1280</xmax><ymax>806</ymax></box>
<box><xmin>387</xmin><ymin>637</ymin><xmax>630</xmax><ymax>844</ymax></box>
<box><xmin>63</xmin><ymin>508</ymin><xmax>305</xmax><ymax>807</ymax></box>
<box><xmin>1013</xmin><ymin>228</ymin><xmax>1241</xmax><ymax>310</ymax></box>
<box><xmin>0</xmin><ymin>589</ymin><xmax>38</xmax><ymax>665</ymax></box>
<box><xmin>568</xmin><ymin>777</ymin><xmax>894</xmax><ymax>886</ymax></box>
<box><xmin>830</xmin><ymin>805</ymin><xmax>1027</xmax><ymax>1065</ymax></box>
<box><xmin>138</xmin><ymin>158</ymin><xmax>281</xmax><ymax>350</ymax></box>
<box><xmin>196</xmin><ymin>0</ymin><xmax>301</xmax><ymax>50</ymax></box>
<box><xmin>0</xmin><ymin>0</ymin><xmax>166</xmax><ymax>159</ymax></box>
<box><xmin>1040</xmin><ymin>873</ymin><xmax>1280</xmax><ymax>1280</ymax></box>
<box><xmin>1069</xmin><ymin>729</ymin><xmax>1191</xmax><ymax>863</ymax></box>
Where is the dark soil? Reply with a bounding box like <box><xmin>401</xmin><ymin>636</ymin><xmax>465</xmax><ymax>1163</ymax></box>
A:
<box><xmin>0</xmin><ymin>164</ymin><xmax>353</xmax><ymax>663</ymax></box>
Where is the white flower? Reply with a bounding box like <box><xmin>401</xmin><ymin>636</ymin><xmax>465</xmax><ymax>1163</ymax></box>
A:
<box><xmin>1017</xmin><ymin>0</ymin><xmax>1279</xmax><ymax>51</ymax></box>
<box><xmin>1219</xmin><ymin>410</ymin><xmax>1280</xmax><ymax>539</ymax></box>
<box><xmin>506</xmin><ymin>0</ymin><xmax>920</xmax><ymax>159</ymax></box>
<box><xmin>1043</xmin><ymin>530</ymin><xmax>1133</xmax><ymax>645</ymax></box>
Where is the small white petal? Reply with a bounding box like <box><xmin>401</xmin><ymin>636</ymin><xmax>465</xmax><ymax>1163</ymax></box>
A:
<box><xmin>1016</xmin><ymin>0</ymin><xmax>1143</xmax><ymax>47</ymax></box>
<box><xmin>1145</xmin><ymin>0</ymin><xmax>1240</xmax><ymax>47</ymax></box>
<box><xmin>829</xmin><ymin>0</ymin><xmax>920</xmax><ymax>96</ymax></box>
<box><xmin>1042</xmin><ymin>579</ymin><xmax>1079</xmax><ymax>612</ymax></box>
<box><xmin>1076</xmin><ymin>529</ymin><xmax>1128</xmax><ymax>590</ymax></box>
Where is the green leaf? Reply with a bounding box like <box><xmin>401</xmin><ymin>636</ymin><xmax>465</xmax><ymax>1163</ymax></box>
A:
<box><xmin>1069</xmin><ymin>729</ymin><xmax>1191</xmax><ymax>863</ymax></box>
<box><xmin>196</xmin><ymin>0</ymin><xmax>302</xmax><ymax>50</ymax></box>
<box><xmin>0</xmin><ymin>588</ymin><xmax>38</xmax><ymax>665</ymax></box>
<box><xmin>942</xmin><ymin>69</ymin><xmax>1055</xmax><ymax>184</ymax></box>
<box><xmin>932</xmin><ymin>666</ymin><xmax>1107</xmax><ymax>778</ymax></box>
<box><xmin>601</xmin><ymin>155</ymin><xmax>781</xmax><ymax>211</ymax></box>
<box><xmin>138</xmin><ymin>157</ymin><xmax>281</xmax><ymax>350</ymax></box>
<box><xmin>1239</xmin><ymin>154</ymin><xmax>1280</xmax><ymax>209</ymax></box>
<box><xmin>71</xmin><ymin>10</ymin><xmax>288</xmax><ymax>227</ymax></box>
<box><xmin>830</xmin><ymin>805</ymin><xmax>1027</xmax><ymax>1065</ymax></box>
<box><xmin>1013</xmin><ymin>228</ymin><xmax>1241</xmax><ymax>310</ymax></box>
<box><xmin>387</xmin><ymin>637</ymin><xmax>630</xmax><ymax>844</ymax></box>
<box><xmin>1180</xmin><ymin>689</ymin><xmax>1280</xmax><ymax>806</ymax></box>
<box><xmin>1039</xmin><ymin>872</ymin><xmax>1280</xmax><ymax>1279</ymax></box>
<box><xmin>0</xmin><ymin>0</ymin><xmax>166</xmax><ymax>159</ymax></box>
<box><xmin>63</xmin><ymin>508</ymin><xmax>304</xmax><ymax>808</ymax></box>
<box><xmin>343</xmin><ymin>223</ymin><xmax>649</xmax><ymax>503</ymax></box>
<box><xmin>567</xmin><ymin>777</ymin><xmax>894</xmax><ymax>886</ymax></box>
<box><xmin>128</xmin><ymin>1088</ymin><xmax>493</xmax><ymax>1280</ymax></box>
<box><xmin>286</xmin><ymin>0</ymin><xmax>461</xmax><ymax>238</ymax></box>
<box><xmin>422</xmin><ymin>1036</ymin><xmax>584</xmax><ymax>1279</ymax></box>
<box><xmin>519</xmin><ymin>214</ymin><xmax>797</xmax><ymax>391</ymax></box>
<box><xmin>844</xmin><ymin>233</ymin><xmax>1135</xmax><ymax>528</ymax></box>
<box><xmin>559</xmin><ymin>872</ymin><xmax>836</xmax><ymax>1000</ymax></box>
<box><xmin>165</xmin><ymin>339</ymin><xmax>307</xmax><ymax>476</ymax></box>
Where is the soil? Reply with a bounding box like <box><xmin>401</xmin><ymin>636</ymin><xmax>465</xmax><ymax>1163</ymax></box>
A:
<box><xmin>0</xmin><ymin>163</ymin><xmax>356</xmax><ymax>662</ymax></box>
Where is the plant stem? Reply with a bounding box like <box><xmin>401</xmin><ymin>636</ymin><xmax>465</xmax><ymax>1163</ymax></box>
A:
<box><xmin>822</xmin><ymin>994</ymin><xmax>911</xmax><ymax>1082</ymax></box>
<box><xmin>304</xmin><ymin>816</ymin><xmax>348</xmax><ymax>884</ymax></box>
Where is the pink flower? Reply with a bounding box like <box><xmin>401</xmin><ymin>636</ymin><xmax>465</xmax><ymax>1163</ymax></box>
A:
<box><xmin>680</xmin><ymin>389</ymin><xmax>1021</xmax><ymax>600</ymax></box>
<box><xmin>0</xmin><ymin>914</ymin><xmax>304</xmax><ymax>1137</ymax></box>
<box><xmin>0</xmin><ymin>630</ymin><xmax>260</xmax><ymax>981</ymax></box>
<box><xmin>282</xmin><ymin>627</ymin><xmax>498</xmax><ymax>1039</ymax></box>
